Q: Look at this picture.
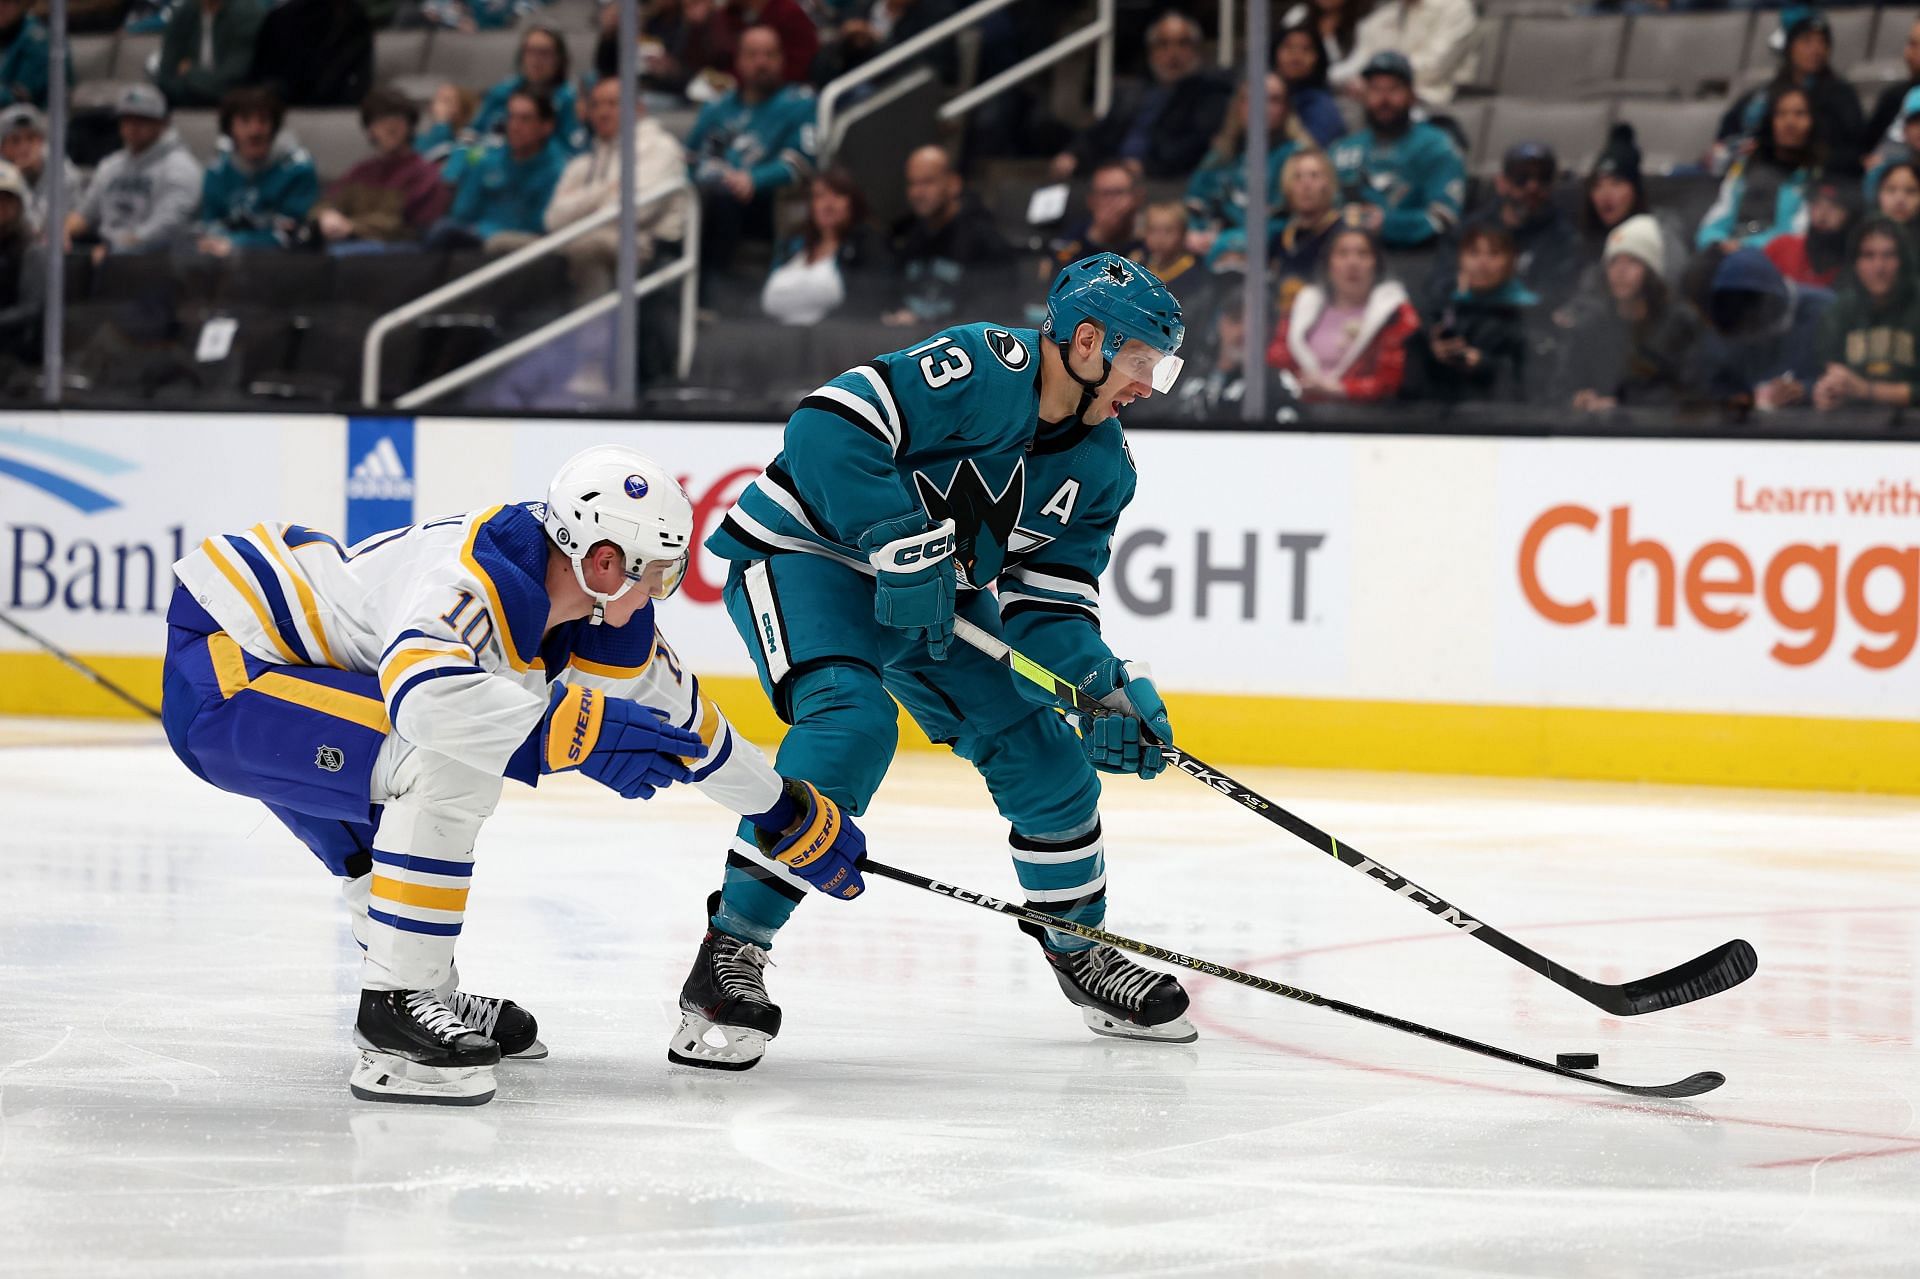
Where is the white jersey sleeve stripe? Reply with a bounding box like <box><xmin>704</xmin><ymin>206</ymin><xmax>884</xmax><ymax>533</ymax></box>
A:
<box><xmin>198</xmin><ymin>537</ymin><xmax>301</xmax><ymax>664</ymax></box>
<box><xmin>250</xmin><ymin>523</ymin><xmax>338</xmax><ymax>668</ymax></box>
<box><xmin>810</xmin><ymin>383</ymin><xmax>899</xmax><ymax>451</ymax></box>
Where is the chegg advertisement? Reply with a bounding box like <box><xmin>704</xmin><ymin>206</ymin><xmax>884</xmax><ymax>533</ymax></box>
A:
<box><xmin>1498</xmin><ymin>439</ymin><xmax>1920</xmax><ymax>717</ymax></box>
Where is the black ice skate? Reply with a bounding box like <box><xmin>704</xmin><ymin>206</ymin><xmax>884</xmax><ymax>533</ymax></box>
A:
<box><xmin>668</xmin><ymin>893</ymin><xmax>781</xmax><ymax>1071</ymax></box>
<box><xmin>350</xmin><ymin>989</ymin><xmax>501</xmax><ymax>1105</ymax></box>
<box><xmin>445</xmin><ymin>989</ymin><xmax>548</xmax><ymax>1060</ymax></box>
<box><xmin>1027</xmin><ymin>923</ymin><xmax>1199</xmax><ymax>1044</ymax></box>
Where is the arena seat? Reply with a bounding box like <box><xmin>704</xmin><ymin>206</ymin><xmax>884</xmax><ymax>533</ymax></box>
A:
<box><xmin>1611</xmin><ymin>98</ymin><xmax>1723</xmax><ymax>176</ymax></box>
<box><xmin>1612</xmin><ymin>13</ymin><xmax>1753</xmax><ymax>99</ymax></box>
<box><xmin>421</xmin><ymin>30</ymin><xmax>522</xmax><ymax>89</ymax></box>
<box><xmin>1739</xmin><ymin>7</ymin><xmax>1875</xmax><ymax>78</ymax></box>
<box><xmin>71</xmin><ymin>35</ymin><xmax>116</xmax><ymax>84</ymax></box>
<box><xmin>373</xmin><ymin>30</ymin><xmax>434</xmax><ymax>84</ymax></box>
<box><xmin>111</xmin><ymin>32</ymin><xmax>162</xmax><ymax>80</ymax></box>
<box><xmin>1869</xmin><ymin>8</ymin><xmax>1920</xmax><ymax>62</ymax></box>
<box><xmin>287</xmin><ymin>110</ymin><xmax>369</xmax><ymax>184</ymax></box>
<box><xmin>1474</xmin><ymin>98</ymin><xmax>1611</xmax><ymax>175</ymax></box>
<box><xmin>1493</xmin><ymin>16</ymin><xmax>1625</xmax><ymax>99</ymax></box>
<box><xmin>331</xmin><ymin>250</ymin><xmax>453</xmax><ymax>316</ymax></box>
<box><xmin>170</xmin><ymin>110</ymin><xmax>222</xmax><ymax>163</ymax></box>
<box><xmin>219</xmin><ymin>251</ymin><xmax>332</xmax><ymax>307</ymax></box>
<box><xmin>90</xmin><ymin>251</ymin><xmax>189</xmax><ymax>304</ymax></box>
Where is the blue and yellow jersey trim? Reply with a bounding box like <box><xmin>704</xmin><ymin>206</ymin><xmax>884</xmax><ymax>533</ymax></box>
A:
<box><xmin>460</xmin><ymin>504</ymin><xmax>550</xmax><ymax>673</ymax></box>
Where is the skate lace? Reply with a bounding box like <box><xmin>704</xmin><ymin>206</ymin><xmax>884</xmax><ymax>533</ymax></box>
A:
<box><xmin>713</xmin><ymin>936</ymin><xmax>774</xmax><ymax>1001</ymax></box>
<box><xmin>406</xmin><ymin>991</ymin><xmax>480</xmax><ymax>1042</ymax></box>
<box><xmin>1076</xmin><ymin>947</ymin><xmax>1162</xmax><ymax>1011</ymax></box>
<box><xmin>443</xmin><ymin>990</ymin><xmax>500</xmax><ymax>1039</ymax></box>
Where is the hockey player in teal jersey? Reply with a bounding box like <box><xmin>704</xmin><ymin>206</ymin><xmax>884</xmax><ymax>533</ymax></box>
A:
<box><xmin>670</xmin><ymin>253</ymin><xmax>1196</xmax><ymax>1070</ymax></box>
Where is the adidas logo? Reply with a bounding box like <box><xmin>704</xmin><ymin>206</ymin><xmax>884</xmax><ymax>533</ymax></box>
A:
<box><xmin>347</xmin><ymin>436</ymin><xmax>415</xmax><ymax>502</ymax></box>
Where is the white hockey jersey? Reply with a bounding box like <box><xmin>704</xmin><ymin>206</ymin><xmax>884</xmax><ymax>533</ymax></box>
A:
<box><xmin>171</xmin><ymin>501</ymin><xmax>783</xmax><ymax>816</ymax></box>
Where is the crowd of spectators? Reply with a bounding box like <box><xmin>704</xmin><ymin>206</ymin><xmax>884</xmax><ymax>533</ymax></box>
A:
<box><xmin>2</xmin><ymin>0</ymin><xmax>1919</xmax><ymax>420</ymax></box>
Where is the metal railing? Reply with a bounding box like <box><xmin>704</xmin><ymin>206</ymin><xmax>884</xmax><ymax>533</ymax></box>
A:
<box><xmin>817</xmin><ymin>0</ymin><xmax>1114</xmax><ymax>168</ymax></box>
<box><xmin>361</xmin><ymin>175</ymin><xmax>696</xmax><ymax>408</ymax></box>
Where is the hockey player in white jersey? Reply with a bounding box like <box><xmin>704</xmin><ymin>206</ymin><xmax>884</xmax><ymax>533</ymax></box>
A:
<box><xmin>159</xmin><ymin>445</ymin><xmax>868</xmax><ymax>1105</ymax></box>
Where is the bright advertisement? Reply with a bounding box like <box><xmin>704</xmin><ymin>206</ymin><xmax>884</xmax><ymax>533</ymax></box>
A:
<box><xmin>0</xmin><ymin>412</ymin><xmax>342</xmax><ymax>658</ymax></box>
<box><xmin>1496</xmin><ymin>438</ymin><xmax>1920</xmax><ymax>716</ymax></box>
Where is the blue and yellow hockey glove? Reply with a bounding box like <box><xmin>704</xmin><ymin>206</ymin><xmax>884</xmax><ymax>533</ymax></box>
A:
<box><xmin>542</xmin><ymin>684</ymin><xmax>706</xmax><ymax>800</ymax></box>
<box><xmin>1078</xmin><ymin>659</ymin><xmax>1174</xmax><ymax>779</ymax></box>
<box><xmin>753</xmin><ymin>778</ymin><xmax>866</xmax><ymax>899</ymax></box>
<box><xmin>862</xmin><ymin>514</ymin><xmax>957</xmax><ymax>661</ymax></box>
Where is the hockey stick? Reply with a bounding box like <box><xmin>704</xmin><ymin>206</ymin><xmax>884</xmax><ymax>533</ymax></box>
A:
<box><xmin>0</xmin><ymin>609</ymin><xmax>162</xmax><ymax>720</ymax></box>
<box><xmin>951</xmin><ymin>616</ymin><xmax>1758</xmax><ymax>1017</ymax></box>
<box><xmin>860</xmin><ymin>857</ymin><xmax>1724</xmax><ymax>1099</ymax></box>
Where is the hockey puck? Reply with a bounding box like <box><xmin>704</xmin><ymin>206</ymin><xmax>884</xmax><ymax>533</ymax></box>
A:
<box><xmin>1556</xmin><ymin>1052</ymin><xmax>1600</xmax><ymax>1070</ymax></box>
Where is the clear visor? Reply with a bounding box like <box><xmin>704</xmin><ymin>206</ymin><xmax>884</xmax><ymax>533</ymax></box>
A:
<box><xmin>626</xmin><ymin>553</ymin><xmax>689</xmax><ymax>600</ymax></box>
<box><xmin>1111</xmin><ymin>345</ymin><xmax>1184</xmax><ymax>393</ymax></box>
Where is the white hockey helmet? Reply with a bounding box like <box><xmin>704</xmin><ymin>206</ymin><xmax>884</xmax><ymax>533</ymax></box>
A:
<box><xmin>542</xmin><ymin>445</ymin><xmax>694</xmax><ymax>623</ymax></box>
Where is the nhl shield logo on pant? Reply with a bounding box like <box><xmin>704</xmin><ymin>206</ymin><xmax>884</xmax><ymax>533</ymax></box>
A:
<box><xmin>314</xmin><ymin>746</ymin><xmax>345</xmax><ymax>773</ymax></box>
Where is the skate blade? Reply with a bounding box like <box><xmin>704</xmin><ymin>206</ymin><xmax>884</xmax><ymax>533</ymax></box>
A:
<box><xmin>350</xmin><ymin>1050</ymin><xmax>496</xmax><ymax>1105</ymax></box>
<box><xmin>1081</xmin><ymin>1007</ymin><xmax>1199</xmax><ymax>1045</ymax></box>
<box><xmin>666</xmin><ymin>1011</ymin><xmax>769</xmax><ymax>1071</ymax></box>
<box><xmin>504</xmin><ymin>1038</ymin><xmax>549</xmax><ymax>1061</ymax></box>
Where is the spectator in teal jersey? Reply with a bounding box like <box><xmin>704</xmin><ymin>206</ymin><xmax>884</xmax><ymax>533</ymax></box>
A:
<box><xmin>427</xmin><ymin>89</ymin><xmax>568</xmax><ymax>250</ymax></box>
<box><xmin>1329</xmin><ymin>51</ymin><xmax>1464</xmax><ymax>248</ymax></box>
<box><xmin>155</xmin><ymin>0</ymin><xmax>267</xmax><ymax>109</ymax></box>
<box><xmin>1697</xmin><ymin>85</ymin><xmax>1820</xmax><ymax>253</ymax></box>
<box><xmin>1185</xmin><ymin>72</ymin><xmax>1314</xmax><ymax>269</ymax></box>
<box><xmin>687</xmin><ymin>24</ymin><xmax>816</xmax><ymax>290</ymax></box>
<box><xmin>470</xmin><ymin>27</ymin><xmax>584</xmax><ymax>155</ymax></box>
<box><xmin>198</xmin><ymin>87</ymin><xmax>319</xmax><ymax>254</ymax></box>
<box><xmin>0</xmin><ymin>0</ymin><xmax>68</xmax><ymax>109</ymax></box>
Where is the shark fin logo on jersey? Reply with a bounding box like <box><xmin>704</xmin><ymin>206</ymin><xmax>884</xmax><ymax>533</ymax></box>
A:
<box><xmin>983</xmin><ymin>328</ymin><xmax>1030</xmax><ymax>371</ymax></box>
<box><xmin>913</xmin><ymin>460</ymin><xmax>1055</xmax><ymax>585</ymax></box>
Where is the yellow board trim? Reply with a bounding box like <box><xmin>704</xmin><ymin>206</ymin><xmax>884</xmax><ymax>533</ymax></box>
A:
<box><xmin>253</xmin><ymin>523</ymin><xmax>336</xmax><ymax>669</ymax></box>
<box><xmin>460</xmin><ymin>505</ymin><xmax>541</xmax><ymax>673</ymax></box>
<box><xmin>369</xmin><ymin>875</ymin><xmax>469</xmax><ymax>913</ymax></box>
<box><xmin>206</xmin><ymin>633</ymin><xmax>250</xmax><ymax>699</ymax></box>
<box><xmin>199</xmin><ymin>538</ymin><xmax>300</xmax><ymax>664</ymax></box>
<box><xmin>568</xmin><ymin>654</ymin><xmax>652</xmax><ymax>681</ymax></box>
<box><xmin>10</xmin><ymin>653</ymin><xmax>1920</xmax><ymax>795</ymax></box>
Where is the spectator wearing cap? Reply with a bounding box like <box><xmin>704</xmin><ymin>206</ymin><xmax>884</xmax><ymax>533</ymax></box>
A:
<box><xmin>1681</xmin><ymin>245</ymin><xmax>1831</xmax><ymax>411</ymax></box>
<box><xmin>545</xmin><ymin>75</ymin><xmax>689</xmax><ymax>302</ymax></box>
<box><xmin>1698</xmin><ymin>86</ymin><xmax>1821</xmax><ymax>253</ymax></box>
<box><xmin>1330</xmin><ymin>0</ymin><xmax>1478</xmax><ymax>107</ymax></box>
<box><xmin>426</xmin><ymin>88</ymin><xmax>568</xmax><ymax>250</ymax></box>
<box><xmin>1766</xmin><ymin>179</ymin><xmax>1859</xmax><ymax>289</ymax></box>
<box><xmin>63</xmin><ymin>86</ymin><xmax>204</xmax><ymax>261</ymax></box>
<box><xmin>1329</xmin><ymin>51</ymin><xmax>1464</xmax><ymax>248</ymax></box>
<box><xmin>155</xmin><ymin>0</ymin><xmax>268</xmax><ymax>109</ymax></box>
<box><xmin>1048</xmin><ymin>11</ymin><xmax>1233</xmax><ymax>182</ymax></box>
<box><xmin>1185</xmin><ymin>73</ymin><xmax>1313</xmax><ymax>269</ymax></box>
<box><xmin>312</xmin><ymin>88</ymin><xmax>452</xmax><ymax>249</ymax></box>
<box><xmin>1049</xmin><ymin>158</ymin><xmax>1146</xmax><ymax>274</ymax></box>
<box><xmin>1865</xmin><ymin>15</ymin><xmax>1920</xmax><ymax>165</ymax></box>
<box><xmin>0</xmin><ymin>159</ymin><xmax>41</xmax><ymax>374</ymax></box>
<box><xmin>1410</xmin><ymin>224</ymin><xmax>1536</xmax><ymax>403</ymax></box>
<box><xmin>1812</xmin><ymin>217</ymin><xmax>1920</xmax><ymax>410</ymax></box>
<box><xmin>1450</xmin><ymin>143</ymin><xmax>1580</xmax><ymax>312</ymax></box>
<box><xmin>1273</xmin><ymin>18</ymin><xmax>1347</xmax><ymax>149</ymax></box>
<box><xmin>1715</xmin><ymin>8</ymin><xmax>1862</xmax><ymax>177</ymax></box>
<box><xmin>1556</xmin><ymin>215</ymin><xmax>1698</xmax><ymax>412</ymax></box>
<box><xmin>0</xmin><ymin>0</ymin><xmax>69</xmax><ymax>109</ymax></box>
<box><xmin>197</xmin><ymin>87</ymin><xmax>319</xmax><ymax>255</ymax></box>
<box><xmin>686</xmin><ymin>25</ymin><xmax>818</xmax><ymax>290</ymax></box>
<box><xmin>884</xmin><ymin>144</ymin><xmax>1016</xmax><ymax>327</ymax></box>
<box><xmin>0</xmin><ymin>105</ymin><xmax>82</xmax><ymax>230</ymax></box>
<box><xmin>471</xmin><ymin>27</ymin><xmax>584</xmax><ymax>156</ymax></box>
<box><xmin>1268</xmin><ymin>223</ymin><xmax>1420</xmax><ymax>403</ymax></box>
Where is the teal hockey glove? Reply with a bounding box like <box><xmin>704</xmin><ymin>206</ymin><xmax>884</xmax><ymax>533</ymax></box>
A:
<box><xmin>1078</xmin><ymin>659</ymin><xmax>1174</xmax><ymax>779</ymax></box>
<box><xmin>862</xmin><ymin>514</ymin><xmax>957</xmax><ymax>661</ymax></box>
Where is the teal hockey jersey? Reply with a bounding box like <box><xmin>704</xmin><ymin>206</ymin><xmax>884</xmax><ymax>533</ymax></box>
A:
<box><xmin>707</xmin><ymin>323</ymin><xmax>1137</xmax><ymax>687</ymax></box>
<box><xmin>1329</xmin><ymin>120</ymin><xmax>1465</xmax><ymax>248</ymax></box>
<box><xmin>686</xmin><ymin>85</ymin><xmax>817</xmax><ymax>195</ymax></box>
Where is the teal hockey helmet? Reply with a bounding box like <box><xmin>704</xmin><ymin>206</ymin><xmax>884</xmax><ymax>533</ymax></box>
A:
<box><xmin>1043</xmin><ymin>252</ymin><xmax>1186</xmax><ymax>396</ymax></box>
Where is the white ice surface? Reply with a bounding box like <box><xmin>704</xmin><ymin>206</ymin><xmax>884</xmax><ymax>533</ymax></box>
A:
<box><xmin>1</xmin><ymin>719</ymin><xmax>1917</xmax><ymax>1277</ymax></box>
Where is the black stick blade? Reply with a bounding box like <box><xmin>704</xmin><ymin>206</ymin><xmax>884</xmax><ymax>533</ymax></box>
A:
<box><xmin>1607</xmin><ymin>1071</ymin><xmax>1726</xmax><ymax>1100</ymax></box>
<box><xmin>1611</xmin><ymin>939</ymin><xmax>1759</xmax><ymax>1016</ymax></box>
